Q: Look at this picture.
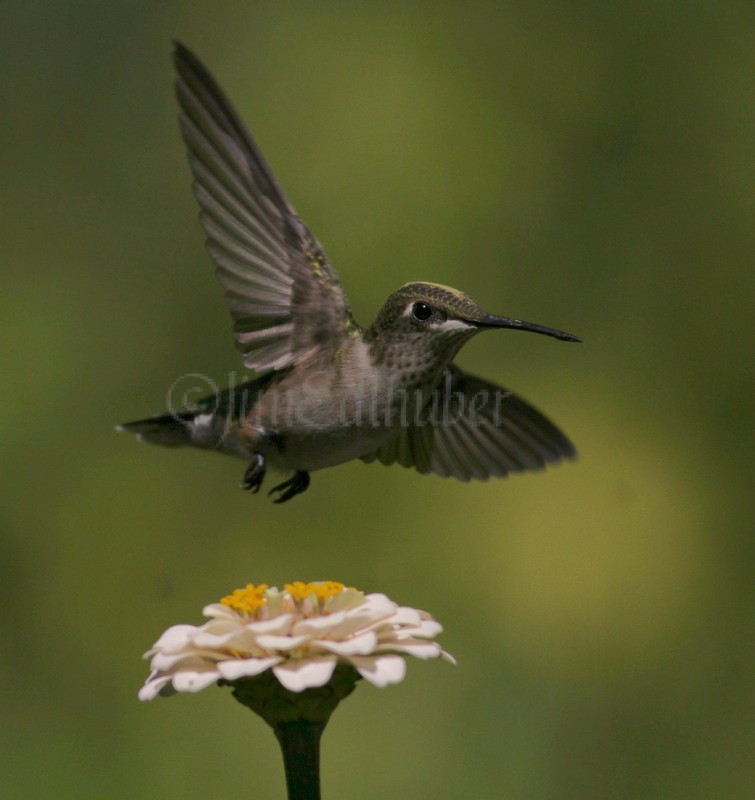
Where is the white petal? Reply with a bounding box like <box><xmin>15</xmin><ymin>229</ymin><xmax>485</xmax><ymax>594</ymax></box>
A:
<box><xmin>138</xmin><ymin>672</ymin><xmax>173</xmax><ymax>701</ymax></box>
<box><xmin>291</xmin><ymin>611</ymin><xmax>346</xmax><ymax>637</ymax></box>
<box><xmin>150</xmin><ymin>652</ymin><xmax>187</xmax><ymax>672</ymax></box>
<box><xmin>245</xmin><ymin>615</ymin><xmax>294</xmax><ymax>636</ymax></box>
<box><xmin>348</xmin><ymin>654</ymin><xmax>406</xmax><ymax>687</ymax></box>
<box><xmin>324</xmin><ymin>590</ymin><xmax>366</xmax><ymax>613</ymax></box>
<box><xmin>363</xmin><ymin>593</ymin><xmax>393</xmax><ymax>605</ymax></box>
<box><xmin>194</xmin><ymin>616</ymin><xmax>294</xmax><ymax>651</ymax></box>
<box><xmin>272</xmin><ymin>657</ymin><xmax>338</xmax><ymax>692</ymax></box>
<box><xmin>374</xmin><ymin>619</ymin><xmax>442</xmax><ymax>644</ymax></box>
<box><xmin>325</xmin><ymin>610</ymin><xmax>386</xmax><ymax>640</ymax></box>
<box><xmin>197</xmin><ymin>618</ymin><xmax>243</xmax><ymax>636</ymax></box>
<box><xmin>254</xmin><ymin>633</ymin><xmax>311</xmax><ymax>651</ymax></box>
<box><xmin>217</xmin><ymin>656</ymin><xmax>283</xmax><ymax>680</ymax></box>
<box><xmin>192</xmin><ymin>630</ymin><xmax>243</xmax><ymax>649</ymax></box>
<box><xmin>193</xmin><ymin>630</ymin><xmax>259</xmax><ymax>652</ymax></box>
<box><xmin>375</xmin><ymin>641</ymin><xmax>442</xmax><ymax>660</ymax></box>
<box><xmin>171</xmin><ymin>668</ymin><xmax>221</xmax><ymax>693</ymax></box>
<box><xmin>151</xmin><ymin>650</ymin><xmax>219</xmax><ymax>672</ymax></box>
<box><xmin>360</xmin><ymin>600</ymin><xmax>399</xmax><ymax>620</ymax></box>
<box><xmin>384</xmin><ymin>606</ymin><xmax>423</xmax><ymax>626</ymax></box>
<box><xmin>313</xmin><ymin>631</ymin><xmax>377</xmax><ymax>656</ymax></box>
<box><xmin>342</xmin><ymin>609</ymin><xmax>404</xmax><ymax>637</ymax></box>
<box><xmin>410</xmin><ymin>619</ymin><xmax>443</xmax><ymax>638</ymax></box>
<box><xmin>202</xmin><ymin>603</ymin><xmax>240</xmax><ymax>619</ymax></box>
<box><xmin>148</xmin><ymin>624</ymin><xmax>197</xmax><ymax>653</ymax></box>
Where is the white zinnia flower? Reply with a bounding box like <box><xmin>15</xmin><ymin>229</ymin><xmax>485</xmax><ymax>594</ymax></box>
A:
<box><xmin>139</xmin><ymin>581</ymin><xmax>454</xmax><ymax>699</ymax></box>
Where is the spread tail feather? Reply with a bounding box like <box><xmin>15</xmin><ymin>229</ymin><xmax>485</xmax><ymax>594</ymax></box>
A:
<box><xmin>117</xmin><ymin>413</ymin><xmax>192</xmax><ymax>447</ymax></box>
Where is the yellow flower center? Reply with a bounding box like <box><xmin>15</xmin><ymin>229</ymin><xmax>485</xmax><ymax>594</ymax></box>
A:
<box><xmin>220</xmin><ymin>581</ymin><xmax>351</xmax><ymax>618</ymax></box>
<box><xmin>220</xmin><ymin>583</ymin><xmax>269</xmax><ymax>614</ymax></box>
<box><xmin>285</xmin><ymin>581</ymin><xmax>346</xmax><ymax>604</ymax></box>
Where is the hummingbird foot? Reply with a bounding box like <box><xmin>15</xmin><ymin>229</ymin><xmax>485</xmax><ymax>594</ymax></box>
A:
<box><xmin>241</xmin><ymin>453</ymin><xmax>266</xmax><ymax>493</ymax></box>
<box><xmin>268</xmin><ymin>471</ymin><xmax>310</xmax><ymax>504</ymax></box>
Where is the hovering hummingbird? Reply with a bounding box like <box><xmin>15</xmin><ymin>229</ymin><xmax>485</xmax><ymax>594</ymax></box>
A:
<box><xmin>119</xmin><ymin>42</ymin><xmax>581</xmax><ymax>503</ymax></box>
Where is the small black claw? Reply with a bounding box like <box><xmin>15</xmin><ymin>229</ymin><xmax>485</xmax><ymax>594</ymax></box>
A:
<box><xmin>268</xmin><ymin>471</ymin><xmax>311</xmax><ymax>504</ymax></box>
<box><xmin>241</xmin><ymin>453</ymin><xmax>266</xmax><ymax>493</ymax></box>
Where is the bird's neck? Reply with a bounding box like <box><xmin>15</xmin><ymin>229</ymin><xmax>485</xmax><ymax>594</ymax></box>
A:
<box><xmin>360</xmin><ymin>328</ymin><xmax>475</xmax><ymax>391</ymax></box>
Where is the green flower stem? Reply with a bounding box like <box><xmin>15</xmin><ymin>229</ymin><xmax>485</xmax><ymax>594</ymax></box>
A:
<box><xmin>222</xmin><ymin>665</ymin><xmax>362</xmax><ymax>800</ymax></box>
<box><xmin>274</xmin><ymin>720</ymin><xmax>324</xmax><ymax>800</ymax></box>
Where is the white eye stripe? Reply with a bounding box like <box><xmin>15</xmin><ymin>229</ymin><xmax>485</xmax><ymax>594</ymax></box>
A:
<box><xmin>438</xmin><ymin>319</ymin><xmax>475</xmax><ymax>331</ymax></box>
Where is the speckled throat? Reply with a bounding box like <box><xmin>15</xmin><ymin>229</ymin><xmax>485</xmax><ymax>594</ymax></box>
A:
<box><xmin>366</xmin><ymin>323</ymin><xmax>478</xmax><ymax>392</ymax></box>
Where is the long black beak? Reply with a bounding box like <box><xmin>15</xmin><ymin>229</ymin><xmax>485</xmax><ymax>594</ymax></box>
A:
<box><xmin>475</xmin><ymin>314</ymin><xmax>581</xmax><ymax>342</ymax></box>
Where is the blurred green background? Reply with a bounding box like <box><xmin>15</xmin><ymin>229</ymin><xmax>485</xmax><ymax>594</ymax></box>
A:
<box><xmin>1</xmin><ymin>2</ymin><xmax>752</xmax><ymax>798</ymax></box>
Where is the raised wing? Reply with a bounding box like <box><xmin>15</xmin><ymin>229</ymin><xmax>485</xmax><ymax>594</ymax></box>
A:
<box><xmin>361</xmin><ymin>365</ymin><xmax>576</xmax><ymax>480</ymax></box>
<box><xmin>173</xmin><ymin>42</ymin><xmax>355</xmax><ymax>372</ymax></box>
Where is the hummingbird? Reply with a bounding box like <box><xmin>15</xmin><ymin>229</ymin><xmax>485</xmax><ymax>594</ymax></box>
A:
<box><xmin>119</xmin><ymin>42</ymin><xmax>581</xmax><ymax>503</ymax></box>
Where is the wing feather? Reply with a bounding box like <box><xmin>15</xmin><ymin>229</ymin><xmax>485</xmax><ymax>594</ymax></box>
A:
<box><xmin>361</xmin><ymin>365</ymin><xmax>576</xmax><ymax>481</ymax></box>
<box><xmin>173</xmin><ymin>42</ymin><xmax>355</xmax><ymax>373</ymax></box>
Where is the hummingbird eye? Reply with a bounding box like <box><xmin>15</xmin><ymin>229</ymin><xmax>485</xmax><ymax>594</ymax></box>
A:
<box><xmin>411</xmin><ymin>301</ymin><xmax>434</xmax><ymax>322</ymax></box>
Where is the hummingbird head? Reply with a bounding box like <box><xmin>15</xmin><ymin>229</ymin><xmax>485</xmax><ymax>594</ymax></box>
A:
<box><xmin>365</xmin><ymin>282</ymin><xmax>580</xmax><ymax>381</ymax></box>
